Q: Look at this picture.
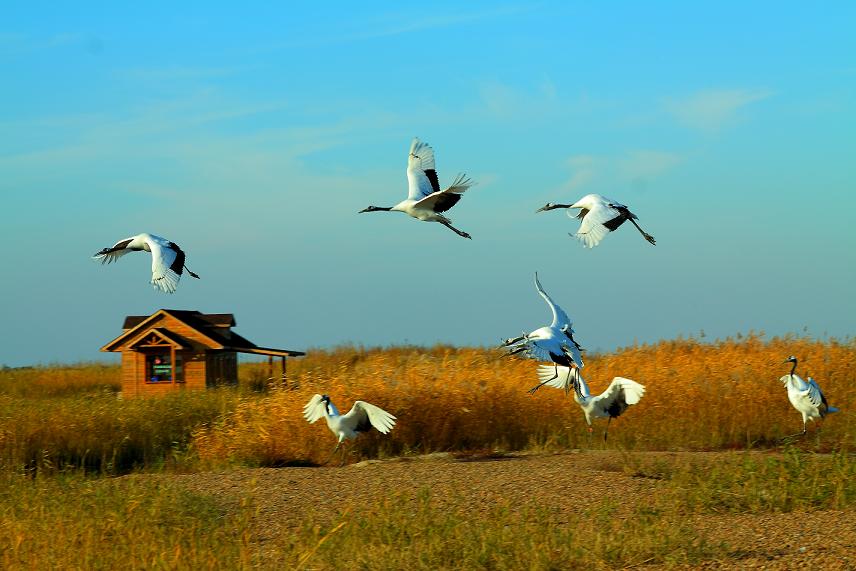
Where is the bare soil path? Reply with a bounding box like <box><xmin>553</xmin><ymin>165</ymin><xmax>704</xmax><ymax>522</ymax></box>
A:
<box><xmin>172</xmin><ymin>451</ymin><xmax>855</xmax><ymax>569</ymax></box>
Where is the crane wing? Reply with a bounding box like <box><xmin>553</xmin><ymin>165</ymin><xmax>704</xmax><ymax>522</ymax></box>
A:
<box><xmin>92</xmin><ymin>237</ymin><xmax>135</xmax><ymax>264</ymax></box>
<box><xmin>146</xmin><ymin>237</ymin><xmax>181</xmax><ymax>294</ymax></box>
<box><xmin>534</xmin><ymin>273</ymin><xmax>572</xmax><ymax>328</ymax></box>
<box><xmin>413</xmin><ymin>174</ymin><xmax>473</xmax><ymax>213</ymax></box>
<box><xmin>341</xmin><ymin>401</ymin><xmax>397</xmax><ymax>434</ymax></box>
<box><xmin>560</xmin><ymin>336</ymin><xmax>584</xmax><ymax>369</ymax></box>
<box><xmin>781</xmin><ymin>373</ymin><xmax>808</xmax><ymax>391</ymax></box>
<box><xmin>519</xmin><ymin>340</ymin><xmax>552</xmax><ymax>362</ymax></box>
<box><xmin>573</xmin><ymin>201</ymin><xmax>621</xmax><ymax>248</ymax></box>
<box><xmin>303</xmin><ymin>394</ymin><xmax>326</xmax><ymax>423</ymax></box>
<box><xmin>406</xmin><ymin>138</ymin><xmax>440</xmax><ymax>201</ymax></box>
<box><xmin>590</xmin><ymin>377</ymin><xmax>645</xmax><ymax>417</ymax></box>
<box><xmin>804</xmin><ymin>378</ymin><xmax>826</xmax><ymax>409</ymax></box>
<box><xmin>536</xmin><ymin>364</ymin><xmax>582</xmax><ymax>394</ymax></box>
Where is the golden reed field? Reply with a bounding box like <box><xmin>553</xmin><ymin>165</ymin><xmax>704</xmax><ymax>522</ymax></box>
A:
<box><xmin>196</xmin><ymin>334</ymin><xmax>856</xmax><ymax>466</ymax></box>
<box><xmin>0</xmin><ymin>334</ymin><xmax>853</xmax><ymax>474</ymax></box>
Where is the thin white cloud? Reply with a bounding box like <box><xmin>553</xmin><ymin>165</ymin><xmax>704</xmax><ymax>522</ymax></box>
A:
<box><xmin>558</xmin><ymin>150</ymin><xmax>681</xmax><ymax>194</ymax></box>
<box><xmin>478</xmin><ymin>77</ymin><xmax>561</xmax><ymax>120</ymax></box>
<box><xmin>0</xmin><ymin>32</ymin><xmax>103</xmax><ymax>55</ymax></box>
<box><xmin>666</xmin><ymin>88</ymin><xmax>772</xmax><ymax>132</ymax></box>
<box><xmin>356</xmin><ymin>5</ymin><xmax>532</xmax><ymax>40</ymax></box>
<box><xmin>253</xmin><ymin>4</ymin><xmax>534</xmax><ymax>51</ymax></box>
<box><xmin>117</xmin><ymin>65</ymin><xmax>253</xmax><ymax>83</ymax></box>
<box><xmin>0</xmin><ymin>91</ymin><xmax>398</xmax><ymax>201</ymax></box>
<box><xmin>617</xmin><ymin>150</ymin><xmax>682</xmax><ymax>181</ymax></box>
<box><xmin>479</xmin><ymin>82</ymin><xmax>519</xmax><ymax>117</ymax></box>
<box><xmin>561</xmin><ymin>155</ymin><xmax>598</xmax><ymax>192</ymax></box>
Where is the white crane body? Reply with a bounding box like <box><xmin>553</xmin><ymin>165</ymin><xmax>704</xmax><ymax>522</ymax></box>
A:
<box><xmin>92</xmin><ymin>232</ymin><xmax>199</xmax><ymax>294</ymax></box>
<box><xmin>536</xmin><ymin>193</ymin><xmax>655</xmax><ymax>248</ymax></box>
<box><xmin>537</xmin><ymin>365</ymin><xmax>645</xmax><ymax>441</ymax></box>
<box><xmin>501</xmin><ymin>273</ymin><xmax>584</xmax><ymax>393</ymax></box>
<box><xmin>359</xmin><ymin>138</ymin><xmax>474</xmax><ymax>238</ymax></box>
<box><xmin>303</xmin><ymin>394</ymin><xmax>396</xmax><ymax>463</ymax></box>
<box><xmin>780</xmin><ymin>357</ymin><xmax>838</xmax><ymax>436</ymax></box>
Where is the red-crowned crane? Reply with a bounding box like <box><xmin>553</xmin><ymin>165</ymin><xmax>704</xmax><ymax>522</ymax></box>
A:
<box><xmin>359</xmin><ymin>138</ymin><xmax>475</xmax><ymax>239</ymax></box>
<box><xmin>92</xmin><ymin>233</ymin><xmax>199</xmax><ymax>294</ymax></box>
<box><xmin>501</xmin><ymin>273</ymin><xmax>584</xmax><ymax>394</ymax></box>
<box><xmin>536</xmin><ymin>364</ymin><xmax>645</xmax><ymax>441</ymax></box>
<box><xmin>303</xmin><ymin>394</ymin><xmax>396</xmax><ymax>464</ymax></box>
<box><xmin>537</xmin><ymin>193</ymin><xmax>655</xmax><ymax>248</ymax></box>
<box><xmin>780</xmin><ymin>356</ymin><xmax>838</xmax><ymax>437</ymax></box>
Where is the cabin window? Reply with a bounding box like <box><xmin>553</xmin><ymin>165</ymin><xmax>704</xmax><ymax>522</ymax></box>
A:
<box><xmin>146</xmin><ymin>353</ymin><xmax>173</xmax><ymax>383</ymax></box>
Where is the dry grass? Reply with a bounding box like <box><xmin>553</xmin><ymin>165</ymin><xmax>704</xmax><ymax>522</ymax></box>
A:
<box><xmin>195</xmin><ymin>334</ymin><xmax>855</xmax><ymax>466</ymax></box>
<box><xmin>0</xmin><ymin>363</ymin><xmax>120</xmax><ymax>398</ymax></box>
<box><xmin>0</xmin><ymin>391</ymin><xmax>236</xmax><ymax>475</ymax></box>
<box><xmin>0</xmin><ymin>335</ymin><xmax>852</xmax><ymax>474</ymax></box>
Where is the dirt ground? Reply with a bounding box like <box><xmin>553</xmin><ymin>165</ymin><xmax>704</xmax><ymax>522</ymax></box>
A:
<box><xmin>173</xmin><ymin>451</ymin><xmax>855</xmax><ymax>569</ymax></box>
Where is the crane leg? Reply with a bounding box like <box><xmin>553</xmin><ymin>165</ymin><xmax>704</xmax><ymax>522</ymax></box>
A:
<box><xmin>183</xmin><ymin>264</ymin><xmax>201</xmax><ymax>279</ymax></box>
<box><xmin>324</xmin><ymin>442</ymin><xmax>341</xmax><ymax>465</ymax></box>
<box><xmin>629</xmin><ymin>218</ymin><xmax>656</xmax><ymax>245</ymax></box>
<box><xmin>586</xmin><ymin>425</ymin><xmax>593</xmax><ymax>447</ymax></box>
<box><xmin>783</xmin><ymin>422</ymin><xmax>808</xmax><ymax>440</ymax></box>
<box><xmin>439</xmin><ymin>221</ymin><xmax>472</xmax><ymax>240</ymax></box>
<box><xmin>528</xmin><ymin>363</ymin><xmax>558</xmax><ymax>394</ymax></box>
<box><xmin>603</xmin><ymin>417</ymin><xmax>611</xmax><ymax>442</ymax></box>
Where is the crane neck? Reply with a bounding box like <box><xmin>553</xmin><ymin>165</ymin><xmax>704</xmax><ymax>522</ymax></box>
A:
<box><xmin>790</xmin><ymin>360</ymin><xmax>797</xmax><ymax>376</ymax></box>
<box><xmin>324</xmin><ymin>401</ymin><xmax>340</xmax><ymax>417</ymax></box>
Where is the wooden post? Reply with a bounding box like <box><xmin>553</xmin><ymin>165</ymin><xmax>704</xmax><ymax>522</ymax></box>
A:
<box><xmin>281</xmin><ymin>356</ymin><xmax>287</xmax><ymax>387</ymax></box>
<box><xmin>267</xmin><ymin>356</ymin><xmax>273</xmax><ymax>380</ymax></box>
<box><xmin>170</xmin><ymin>346</ymin><xmax>176</xmax><ymax>386</ymax></box>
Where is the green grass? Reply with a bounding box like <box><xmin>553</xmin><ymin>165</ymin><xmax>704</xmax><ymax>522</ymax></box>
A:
<box><xmin>0</xmin><ymin>472</ymin><xmax>255</xmax><ymax>570</ymax></box>
<box><xmin>286</xmin><ymin>491</ymin><xmax>722</xmax><ymax>570</ymax></box>
<box><xmin>1</xmin><ymin>450</ymin><xmax>853</xmax><ymax>569</ymax></box>
<box><xmin>624</xmin><ymin>449</ymin><xmax>856</xmax><ymax>513</ymax></box>
<box><xmin>0</xmin><ymin>474</ymin><xmax>723</xmax><ymax>571</ymax></box>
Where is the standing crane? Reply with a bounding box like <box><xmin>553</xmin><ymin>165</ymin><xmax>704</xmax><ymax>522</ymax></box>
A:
<box><xmin>780</xmin><ymin>356</ymin><xmax>838</xmax><ymax>437</ymax></box>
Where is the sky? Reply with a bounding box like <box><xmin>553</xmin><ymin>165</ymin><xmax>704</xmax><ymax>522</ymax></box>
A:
<box><xmin>1</xmin><ymin>2</ymin><xmax>854</xmax><ymax>366</ymax></box>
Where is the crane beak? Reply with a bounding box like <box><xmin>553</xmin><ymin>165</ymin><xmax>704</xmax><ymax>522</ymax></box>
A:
<box><xmin>500</xmin><ymin>335</ymin><xmax>525</xmax><ymax>347</ymax></box>
<box><xmin>535</xmin><ymin>205</ymin><xmax>549</xmax><ymax>213</ymax></box>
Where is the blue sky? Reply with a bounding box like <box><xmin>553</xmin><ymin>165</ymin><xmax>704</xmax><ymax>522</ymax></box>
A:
<box><xmin>1</xmin><ymin>2</ymin><xmax>854</xmax><ymax>366</ymax></box>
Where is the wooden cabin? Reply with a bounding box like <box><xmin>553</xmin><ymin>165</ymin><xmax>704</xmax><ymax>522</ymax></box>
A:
<box><xmin>101</xmin><ymin>309</ymin><xmax>304</xmax><ymax>397</ymax></box>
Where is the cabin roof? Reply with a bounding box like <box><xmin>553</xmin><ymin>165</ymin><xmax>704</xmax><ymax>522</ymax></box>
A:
<box><xmin>102</xmin><ymin>309</ymin><xmax>305</xmax><ymax>357</ymax></box>
<box><xmin>123</xmin><ymin>311</ymin><xmax>235</xmax><ymax>330</ymax></box>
